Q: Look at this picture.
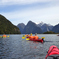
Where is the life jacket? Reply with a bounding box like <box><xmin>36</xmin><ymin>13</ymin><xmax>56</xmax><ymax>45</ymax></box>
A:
<box><xmin>33</xmin><ymin>36</ymin><xmax>39</xmax><ymax>39</ymax></box>
<box><xmin>25</xmin><ymin>35</ymin><xmax>27</xmax><ymax>37</ymax></box>
<box><xmin>2</xmin><ymin>35</ymin><xmax>6</xmax><ymax>37</ymax></box>
<box><xmin>29</xmin><ymin>36</ymin><xmax>34</xmax><ymax>39</ymax></box>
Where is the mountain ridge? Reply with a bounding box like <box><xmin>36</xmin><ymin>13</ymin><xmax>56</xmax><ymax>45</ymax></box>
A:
<box><xmin>17</xmin><ymin>23</ymin><xmax>25</xmax><ymax>33</ymax></box>
<box><xmin>22</xmin><ymin>21</ymin><xmax>43</xmax><ymax>34</ymax></box>
<box><xmin>37</xmin><ymin>22</ymin><xmax>54</xmax><ymax>33</ymax></box>
<box><xmin>52</xmin><ymin>24</ymin><xmax>59</xmax><ymax>33</ymax></box>
<box><xmin>17</xmin><ymin>21</ymin><xmax>54</xmax><ymax>34</ymax></box>
<box><xmin>0</xmin><ymin>14</ymin><xmax>21</xmax><ymax>34</ymax></box>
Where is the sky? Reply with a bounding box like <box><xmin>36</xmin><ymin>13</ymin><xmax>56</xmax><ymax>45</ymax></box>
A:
<box><xmin>0</xmin><ymin>0</ymin><xmax>59</xmax><ymax>26</ymax></box>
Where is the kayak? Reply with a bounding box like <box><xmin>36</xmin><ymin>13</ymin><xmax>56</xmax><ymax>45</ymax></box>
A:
<box><xmin>45</xmin><ymin>45</ymin><xmax>59</xmax><ymax>59</ymax></box>
<box><xmin>57</xmin><ymin>35</ymin><xmax>59</xmax><ymax>36</ymax></box>
<box><xmin>29</xmin><ymin>38</ymin><xmax>44</xmax><ymax>43</ymax></box>
<box><xmin>0</xmin><ymin>35</ymin><xmax>9</xmax><ymax>38</ymax></box>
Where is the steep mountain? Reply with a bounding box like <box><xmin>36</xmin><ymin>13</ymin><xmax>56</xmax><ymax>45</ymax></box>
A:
<box><xmin>17</xmin><ymin>23</ymin><xmax>25</xmax><ymax>33</ymax></box>
<box><xmin>0</xmin><ymin>14</ymin><xmax>21</xmax><ymax>34</ymax></box>
<box><xmin>52</xmin><ymin>24</ymin><xmax>59</xmax><ymax>33</ymax></box>
<box><xmin>22</xmin><ymin>21</ymin><xmax>43</xmax><ymax>34</ymax></box>
<box><xmin>37</xmin><ymin>22</ymin><xmax>44</xmax><ymax>27</ymax></box>
<box><xmin>37</xmin><ymin>22</ymin><xmax>53</xmax><ymax>33</ymax></box>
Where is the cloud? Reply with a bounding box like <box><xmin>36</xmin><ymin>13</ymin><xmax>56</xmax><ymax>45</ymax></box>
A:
<box><xmin>0</xmin><ymin>0</ymin><xmax>55</xmax><ymax>6</ymax></box>
<box><xmin>1</xmin><ymin>5</ymin><xmax>59</xmax><ymax>25</ymax></box>
<box><xmin>0</xmin><ymin>0</ymin><xmax>59</xmax><ymax>25</ymax></box>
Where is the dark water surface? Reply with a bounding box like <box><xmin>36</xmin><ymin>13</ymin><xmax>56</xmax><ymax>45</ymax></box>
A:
<box><xmin>0</xmin><ymin>34</ymin><xmax>59</xmax><ymax>59</ymax></box>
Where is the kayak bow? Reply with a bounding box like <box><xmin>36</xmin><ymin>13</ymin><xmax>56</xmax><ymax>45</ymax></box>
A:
<box><xmin>29</xmin><ymin>38</ymin><xmax>44</xmax><ymax>43</ymax></box>
<box><xmin>45</xmin><ymin>45</ymin><xmax>59</xmax><ymax>59</ymax></box>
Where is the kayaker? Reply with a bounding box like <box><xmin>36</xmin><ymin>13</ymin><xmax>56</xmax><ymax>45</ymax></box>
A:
<box><xmin>29</xmin><ymin>33</ymin><xmax>34</xmax><ymax>39</ymax></box>
<box><xmin>45</xmin><ymin>45</ymin><xmax>59</xmax><ymax>59</ymax></box>
<box><xmin>2</xmin><ymin>34</ymin><xmax>6</xmax><ymax>38</ymax></box>
<box><xmin>26</xmin><ymin>34</ymin><xmax>30</xmax><ymax>38</ymax></box>
<box><xmin>25</xmin><ymin>34</ymin><xmax>27</xmax><ymax>37</ymax></box>
<box><xmin>33</xmin><ymin>33</ymin><xmax>39</xmax><ymax>40</ymax></box>
<box><xmin>28</xmin><ymin>34</ymin><xmax>30</xmax><ymax>37</ymax></box>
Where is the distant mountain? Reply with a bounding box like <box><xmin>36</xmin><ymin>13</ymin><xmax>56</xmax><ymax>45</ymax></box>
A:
<box><xmin>52</xmin><ymin>24</ymin><xmax>59</xmax><ymax>33</ymax></box>
<box><xmin>0</xmin><ymin>14</ymin><xmax>21</xmax><ymax>34</ymax></box>
<box><xmin>37</xmin><ymin>22</ymin><xmax>45</xmax><ymax>27</ymax></box>
<box><xmin>37</xmin><ymin>22</ymin><xmax>53</xmax><ymax>33</ymax></box>
<box><xmin>17</xmin><ymin>23</ymin><xmax>25</xmax><ymax>33</ymax></box>
<box><xmin>22</xmin><ymin>21</ymin><xmax>43</xmax><ymax>34</ymax></box>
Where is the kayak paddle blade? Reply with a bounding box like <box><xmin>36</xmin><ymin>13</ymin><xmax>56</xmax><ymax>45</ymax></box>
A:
<box><xmin>26</xmin><ymin>38</ymin><xmax>30</xmax><ymax>40</ymax></box>
<box><xmin>22</xmin><ymin>37</ymin><xmax>25</xmax><ymax>39</ymax></box>
<box><xmin>41</xmin><ymin>37</ymin><xmax>45</xmax><ymax>39</ymax></box>
<box><xmin>7</xmin><ymin>36</ymin><xmax>9</xmax><ymax>37</ymax></box>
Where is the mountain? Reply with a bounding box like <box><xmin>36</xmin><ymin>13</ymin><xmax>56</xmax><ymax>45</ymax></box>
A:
<box><xmin>0</xmin><ymin>14</ymin><xmax>21</xmax><ymax>34</ymax></box>
<box><xmin>52</xmin><ymin>24</ymin><xmax>59</xmax><ymax>33</ymax></box>
<box><xmin>37</xmin><ymin>22</ymin><xmax>53</xmax><ymax>33</ymax></box>
<box><xmin>37</xmin><ymin>22</ymin><xmax>44</xmax><ymax>27</ymax></box>
<box><xmin>17</xmin><ymin>23</ymin><xmax>25</xmax><ymax>33</ymax></box>
<box><xmin>22</xmin><ymin>21</ymin><xmax>43</xmax><ymax>34</ymax></box>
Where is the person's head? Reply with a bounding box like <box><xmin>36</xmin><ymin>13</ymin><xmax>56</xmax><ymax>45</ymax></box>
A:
<box><xmin>35</xmin><ymin>33</ymin><xmax>37</xmax><ymax>36</ymax></box>
<box><xmin>30</xmin><ymin>33</ymin><xmax>32</xmax><ymax>36</ymax></box>
<box><xmin>23</xmin><ymin>35</ymin><xmax>25</xmax><ymax>37</ymax></box>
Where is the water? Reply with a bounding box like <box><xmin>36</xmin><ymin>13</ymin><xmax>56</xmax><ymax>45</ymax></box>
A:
<box><xmin>0</xmin><ymin>34</ymin><xmax>59</xmax><ymax>59</ymax></box>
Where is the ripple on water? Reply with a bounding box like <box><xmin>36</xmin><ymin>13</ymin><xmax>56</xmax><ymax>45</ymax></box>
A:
<box><xmin>0</xmin><ymin>34</ymin><xmax>59</xmax><ymax>59</ymax></box>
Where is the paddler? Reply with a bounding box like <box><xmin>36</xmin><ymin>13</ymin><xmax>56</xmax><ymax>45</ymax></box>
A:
<box><xmin>2</xmin><ymin>34</ymin><xmax>6</xmax><ymax>38</ymax></box>
<box><xmin>25</xmin><ymin>34</ymin><xmax>27</xmax><ymax>37</ymax></box>
<box><xmin>33</xmin><ymin>33</ymin><xmax>39</xmax><ymax>40</ymax></box>
<box><xmin>29</xmin><ymin>33</ymin><xmax>34</xmax><ymax>39</ymax></box>
<box><xmin>26</xmin><ymin>34</ymin><xmax>30</xmax><ymax>38</ymax></box>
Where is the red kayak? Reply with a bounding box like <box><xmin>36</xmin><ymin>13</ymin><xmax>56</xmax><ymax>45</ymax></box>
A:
<box><xmin>45</xmin><ymin>45</ymin><xmax>59</xmax><ymax>59</ymax></box>
<box><xmin>57</xmin><ymin>35</ymin><xmax>59</xmax><ymax>36</ymax></box>
<box><xmin>29</xmin><ymin>38</ymin><xmax>44</xmax><ymax>43</ymax></box>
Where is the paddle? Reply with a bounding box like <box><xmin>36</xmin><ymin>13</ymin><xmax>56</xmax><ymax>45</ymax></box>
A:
<box><xmin>22</xmin><ymin>35</ymin><xmax>26</xmax><ymax>39</ymax></box>
<box><xmin>22</xmin><ymin>37</ymin><xmax>26</xmax><ymax>39</ymax></box>
<box><xmin>41</xmin><ymin>37</ymin><xmax>45</xmax><ymax>39</ymax></box>
<box><xmin>7</xmin><ymin>35</ymin><xmax>9</xmax><ymax>37</ymax></box>
<box><xmin>26</xmin><ymin>38</ymin><xmax>30</xmax><ymax>40</ymax></box>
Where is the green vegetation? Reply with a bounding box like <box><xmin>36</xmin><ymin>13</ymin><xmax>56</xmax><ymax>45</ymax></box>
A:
<box><xmin>0</xmin><ymin>14</ymin><xmax>21</xmax><ymax>34</ymax></box>
<box><xmin>43</xmin><ymin>31</ymin><xmax>56</xmax><ymax>34</ymax></box>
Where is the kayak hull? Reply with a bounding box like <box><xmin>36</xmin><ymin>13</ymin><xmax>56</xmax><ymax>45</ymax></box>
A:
<box><xmin>29</xmin><ymin>38</ymin><xmax>43</xmax><ymax>43</ymax></box>
<box><xmin>45</xmin><ymin>45</ymin><xmax>59</xmax><ymax>59</ymax></box>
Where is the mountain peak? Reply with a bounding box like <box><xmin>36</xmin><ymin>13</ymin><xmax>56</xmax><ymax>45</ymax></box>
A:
<box><xmin>17</xmin><ymin>23</ymin><xmax>25</xmax><ymax>26</ymax></box>
<box><xmin>27</xmin><ymin>21</ymin><xmax>34</xmax><ymax>24</ymax></box>
<box><xmin>52</xmin><ymin>24</ymin><xmax>59</xmax><ymax>33</ymax></box>
<box><xmin>23</xmin><ymin>21</ymin><xmax>43</xmax><ymax>34</ymax></box>
<box><xmin>27</xmin><ymin>21</ymin><xmax>37</xmax><ymax>26</ymax></box>
<box><xmin>17</xmin><ymin>23</ymin><xmax>25</xmax><ymax>33</ymax></box>
<box><xmin>37</xmin><ymin>22</ymin><xmax>53</xmax><ymax>27</ymax></box>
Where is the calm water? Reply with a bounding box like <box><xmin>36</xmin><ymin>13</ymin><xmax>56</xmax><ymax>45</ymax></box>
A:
<box><xmin>0</xmin><ymin>34</ymin><xmax>59</xmax><ymax>59</ymax></box>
